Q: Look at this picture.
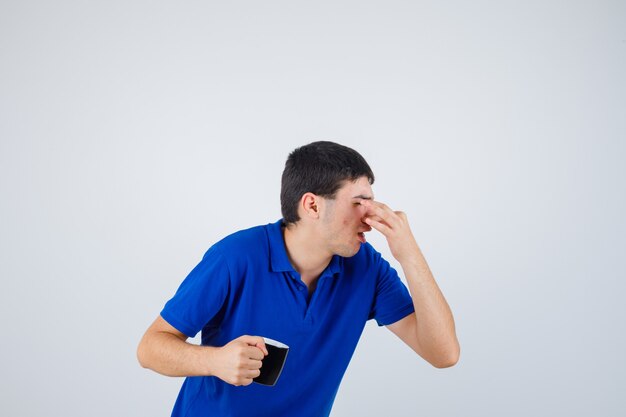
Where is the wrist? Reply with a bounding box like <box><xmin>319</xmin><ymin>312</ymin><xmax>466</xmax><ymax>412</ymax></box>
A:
<box><xmin>201</xmin><ymin>345</ymin><xmax>219</xmax><ymax>377</ymax></box>
<box><xmin>397</xmin><ymin>249</ymin><xmax>423</xmax><ymax>268</ymax></box>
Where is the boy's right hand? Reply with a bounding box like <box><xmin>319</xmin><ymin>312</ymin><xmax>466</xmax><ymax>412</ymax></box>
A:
<box><xmin>210</xmin><ymin>335</ymin><xmax>268</xmax><ymax>386</ymax></box>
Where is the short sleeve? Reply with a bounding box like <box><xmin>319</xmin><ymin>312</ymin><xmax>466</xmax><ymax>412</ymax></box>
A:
<box><xmin>368</xmin><ymin>251</ymin><xmax>415</xmax><ymax>327</ymax></box>
<box><xmin>160</xmin><ymin>246</ymin><xmax>230</xmax><ymax>338</ymax></box>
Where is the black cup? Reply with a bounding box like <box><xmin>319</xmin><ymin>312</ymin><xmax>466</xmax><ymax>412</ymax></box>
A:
<box><xmin>253</xmin><ymin>338</ymin><xmax>289</xmax><ymax>386</ymax></box>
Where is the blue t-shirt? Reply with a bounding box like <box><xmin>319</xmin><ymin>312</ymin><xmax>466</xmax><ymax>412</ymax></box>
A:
<box><xmin>161</xmin><ymin>219</ymin><xmax>415</xmax><ymax>417</ymax></box>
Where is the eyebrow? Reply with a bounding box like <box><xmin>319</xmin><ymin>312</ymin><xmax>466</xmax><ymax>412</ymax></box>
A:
<box><xmin>352</xmin><ymin>195</ymin><xmax>373</xmax><ymax>200</ymax></box>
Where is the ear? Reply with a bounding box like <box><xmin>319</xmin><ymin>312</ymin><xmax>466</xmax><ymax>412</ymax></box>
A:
<box><xmin>300</xmin><ymin>192</ymin><xmax>321</xmax><ymax>219</ymax></box>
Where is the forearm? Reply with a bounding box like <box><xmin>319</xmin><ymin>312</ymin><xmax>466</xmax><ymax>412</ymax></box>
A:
<box><xmin>137</xmin><ymin>331</ymin><xmax>217</xmax><ymax>377</ymax></box>
<box><xmin>401</xmin><ymin>248</ymin><xmax>460</xmax><ymax>367</ymax></box>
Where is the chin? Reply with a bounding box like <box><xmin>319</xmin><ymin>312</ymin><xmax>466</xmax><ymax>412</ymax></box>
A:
<box><xmin>336</xmin><ymin>244</ymin><xmax>362</xmax><ymax>258</ymax></box>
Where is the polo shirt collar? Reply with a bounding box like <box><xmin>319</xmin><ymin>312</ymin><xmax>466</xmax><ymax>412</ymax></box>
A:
<box><xmin>267</xmin><ymin>219</ymin><xmax>343</xmax><ymax>277</ymax></box>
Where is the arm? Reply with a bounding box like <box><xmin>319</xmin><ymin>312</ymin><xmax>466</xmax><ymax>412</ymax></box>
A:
<box><xmin>386</xmin><ymin>257</ymin><xmax>459</xmax><ymax>368</ymax></box>
<box><xmin>137</xmin><ymin>315</ymin><xmax>268</xmax><ymax>385</ymax></box>
<box><xmin>361</xmin><ymin>200</ymin><xmax>460</xmax><ymax>368</ymax></box>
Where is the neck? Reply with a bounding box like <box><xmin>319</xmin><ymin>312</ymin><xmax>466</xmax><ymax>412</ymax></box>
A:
<box><xmin>282</xmin><ymin>222</ymin><xmax>332</xmax><ymax>279</ymax></box>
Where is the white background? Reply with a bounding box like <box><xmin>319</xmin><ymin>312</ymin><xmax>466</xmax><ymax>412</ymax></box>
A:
<box><xmin>1</xmin><ymin>1</ymin><xmax>625</xmax><ymax>416</ymax></box>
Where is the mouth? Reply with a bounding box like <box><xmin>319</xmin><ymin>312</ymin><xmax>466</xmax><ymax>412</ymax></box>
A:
<box><xmin>357</xmin><ymin>232</ymin><xmax>367</xmax><ymax>243</ymax></box>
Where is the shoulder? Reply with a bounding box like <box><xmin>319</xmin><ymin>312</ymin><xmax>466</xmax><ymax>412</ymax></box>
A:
<box><xmin>205</xmin><ymin>223</ymin><xmax>271</xmax><ymax>264</ymax></box>
<box><xmin>215</xmin><ymin>223</ymin><xmax>267</xmax><ymax>249</ymax></box>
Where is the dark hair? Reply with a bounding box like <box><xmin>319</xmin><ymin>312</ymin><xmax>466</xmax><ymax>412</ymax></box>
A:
<box><xmin>280</xmin><ymin>141</ymin><xmax>375</xmax><ymax>225</ymax></box>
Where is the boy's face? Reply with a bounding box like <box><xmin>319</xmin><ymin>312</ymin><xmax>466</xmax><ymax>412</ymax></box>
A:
<box><xmin>319</xmin><ymin>176</ymin><xmax>374</xmax><ymax>257</ymax></box>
